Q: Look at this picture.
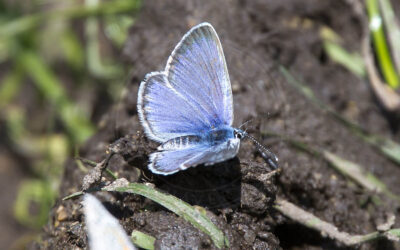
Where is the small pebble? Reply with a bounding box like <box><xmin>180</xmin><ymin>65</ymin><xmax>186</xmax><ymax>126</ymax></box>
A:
<box><xmin>56</xmin><ymin>205</ymin><xmax>68</xmax><ymax>221</ymax></box>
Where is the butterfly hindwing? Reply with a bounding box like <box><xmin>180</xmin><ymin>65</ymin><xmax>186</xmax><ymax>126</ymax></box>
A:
<box><xmin>149</xmin><ymin>146</ymin><xmax>208</xmax><ymax>175</ymax></box>
<box><xmin>148</xmin><ymin>133</ymin><xmax>240</xmax><ymax>175</ymax></box>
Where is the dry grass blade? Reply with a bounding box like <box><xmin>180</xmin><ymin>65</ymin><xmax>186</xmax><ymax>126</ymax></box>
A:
<box><xmin>323</xmin><ymin>150</ymin><xmax>400</xmax><ymax>202</ymax></box>
<box><xmin>280</xmin><ymin>66</ymin><xmax>400</xmax><ymax>164</ymax></box>
<box><xmin>275</xmin><ymin>198</ymin><xmax>400</xmax><ymax>246</ymax></box>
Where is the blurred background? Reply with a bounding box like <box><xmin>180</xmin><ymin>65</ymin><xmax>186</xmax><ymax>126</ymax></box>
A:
<box><xmin>0</xmin><ymin>0</ymin><xmax>140</xmax><ymax>248</ymax></box>
<box><xmin>1</xmin><ymin>0</ymin><xmax>400</xmax><ymax>249</ymax></box>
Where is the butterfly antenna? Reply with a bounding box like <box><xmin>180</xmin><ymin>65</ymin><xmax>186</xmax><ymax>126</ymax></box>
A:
<box><xmin>239</xmin><ymin>118</ymin><xmax>254</xmax><ymax>130</ymax></box>
<box><xmin>242</xmin><ymin>132</ymin><xmax>279</xmax><ymax>169</ymax></box>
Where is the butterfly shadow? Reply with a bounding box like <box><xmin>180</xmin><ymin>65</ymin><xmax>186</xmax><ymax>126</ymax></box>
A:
<box><xmin>150</xmin><ymin>157</ymin><xmax>242</xmax><ymax>211</ymax></box>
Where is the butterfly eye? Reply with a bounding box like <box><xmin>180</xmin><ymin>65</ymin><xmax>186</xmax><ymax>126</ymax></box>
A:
<box><xmin>234</xmin><ymin>130</ymin><xmax>243</xmax><ymax>139</ymax></box>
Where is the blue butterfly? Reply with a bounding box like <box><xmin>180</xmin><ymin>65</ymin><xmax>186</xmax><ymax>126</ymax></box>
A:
<box><xmin>137</xmin><ymin>22</ymin><xmax>278</xmax><ymax>175</ymax></box>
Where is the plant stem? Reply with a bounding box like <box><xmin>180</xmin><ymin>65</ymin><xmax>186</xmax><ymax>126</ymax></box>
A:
<box><xmin>275</xmin><ymin>198</ymin><xmax>400</xmax><ymax>246</ymax></box>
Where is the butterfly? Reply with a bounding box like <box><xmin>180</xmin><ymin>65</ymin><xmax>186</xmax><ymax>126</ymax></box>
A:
<box><xmin>137</xmin><ymin>22</ymin><xmax>278</xmax><ymax>175</ymax></box>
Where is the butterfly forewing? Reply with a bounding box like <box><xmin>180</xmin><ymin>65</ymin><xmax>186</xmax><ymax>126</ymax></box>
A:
<box><xmin>138</xmin><ymin>23</ymin><xmax>233</xmax><ymax>143</ymax></box>
<box><xmin>166</xmin><ymin>22</ymin><xmax>233</xmax><ymax>128</ymax></box>
<box><xmin>138</xmin><ymin>72</ymin><xmax>211</xmax><ymax>142</ymax></box>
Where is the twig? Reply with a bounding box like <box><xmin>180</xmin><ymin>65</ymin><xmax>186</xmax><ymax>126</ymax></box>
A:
<box><xmin>81</xmin><ymin>138</ymin><xmax>124</xmax><ymax>190</ymax></box>
<box><xmin>82</xmin><ymin>157</ymin><xmax>110</xmax><ymax>190</ymax></box>
<box><xmin>274</xmin><ymin>198</ymin><xmax>400</xmax><ymax>246</ymax></box>
<box><xmin>243</xmin><ymin>168</ymin><xmax>281</xmax><ymax>183</ymax></box>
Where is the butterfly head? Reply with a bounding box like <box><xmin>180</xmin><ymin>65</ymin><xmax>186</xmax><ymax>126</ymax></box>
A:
<box><xmin>233</xmin><ymin>128</ymin><xmax>246</xmax><ymax>139</ymax></box>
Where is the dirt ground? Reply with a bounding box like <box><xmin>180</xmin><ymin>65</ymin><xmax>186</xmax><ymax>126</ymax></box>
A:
<box><xmin>30</xmin><ymin>0</ymin><xmax>400</xmax><ymax>249</ymax></box>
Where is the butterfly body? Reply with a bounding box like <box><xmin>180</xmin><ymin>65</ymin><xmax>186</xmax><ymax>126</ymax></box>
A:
<box><xmin>201</xmin><ymin>126</ymin><xmax>242</xmax><ymax>165</ymax></box>
<box><xmin>137</xmin><ymin>22</ymin><xmax>277</xmax><ymax>175</ymax></box>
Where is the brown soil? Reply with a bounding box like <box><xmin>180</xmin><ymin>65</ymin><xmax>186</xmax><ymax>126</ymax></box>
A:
<box><xmin>30</xmin><ymin>0</ymin><xmax>400</xmax><ymax>249</ymax></box>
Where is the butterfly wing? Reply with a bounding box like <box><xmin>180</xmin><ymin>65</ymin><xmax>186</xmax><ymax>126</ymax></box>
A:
<box><xmin>166</xmin><ymin>22</ymin><xmax>233</xmax><ymax>128</ymax></box>
<box><xmin>149</xmin><ymin>135</ymin><xmax>240</xmax><ymax>175</ymax></box>
<box><xmin>138</xmin><ymin>72</ymin><xmax>211</xmax><ymax>142</ymax></box>
<box><xmin>138</xmin><ymin>23</ymin><xmax>233</xmax><ymax>143</ymax></box>
<box><xmin>149</xmin><ymin>146</ymin><xmax>208</xmax><ymax>175</ymax></box>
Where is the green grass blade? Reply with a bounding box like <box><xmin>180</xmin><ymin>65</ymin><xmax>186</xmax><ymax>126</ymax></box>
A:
<box><xmin>387</xmin><ymin>229</ymin><xmax>400</xmax><ymax>238</ymax></box>
<box><xmin>0</xmin><ymin>66</ymin><xmax>23</xmax><ymax>108</ymax></box>
<box><xmin>19</xmin><ymin>50</ymin><xmax>94</xmax><ymax>143</ymax></box>
<box><xmin>363</xmin><ymin>134</ymin><xmax>400</xmax><ymax>164</ymax></box>
<box><xmin>267</xmin><ymin>131</ymin><xmax>400</xmax><ymax>203</ymax></box>
<box><xmin>61</xmin><ymin>29</ymin><xmax>85</xmax><ymax>71</ymax></box>
<box><xmin>366</xmin><ymin>0</ymin><xmax>399</xmax><ymax>89</ymax></box>
<box><xmin>0</xmin><ymin>0</ymin><xmax>142</xmax><ymax>39</ymax></box>
<box><xmin>85</xmin><ymin>0</ymin><xmax>123</xmax><ymax>79</ymax></box>
<box><xmin>323</xmin><ymin>150</ymin><xmax>400</xmax><ymax>202</ymax></box>
<box><xmin>280</xmin><ymin>66</ymin><xmax>400</xmax><ymax>165</ymax></box>
<box><xmin>104</xmin><ymin>15</ymin><xmax>135</xmax><ymax>48</ymax></box>
<box><xmin>131</xmin><ymin>230</ymin><xmax>155</xmax><ymax>250</ymax></box>
<box><xmin>323</xmin><ymin>40</ymin><xmax>366</xmax><ymax>77</ymax></box>
<box><xmin>14</xmin><ymin>179</ymin><xmax>55</xmax><ymax>228</ymax></box>
<box><xmin>63</xmin><ymin>191</ymin><xmax>85</xmax><ymax>200</ymax></box>
<box><xmin>323</xmin><ymin>150</ymin><xmax>384</xmax><ymax>192</ymax></box>
<box><xmin>379</xmin><ymin>0</ymin><xmax>400</xmax><ymax>76</ymax></box>
<box><xmin>105</xmin><ymin>183</ymin><xmax>228</xmax><ymax>249</ymax></box>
